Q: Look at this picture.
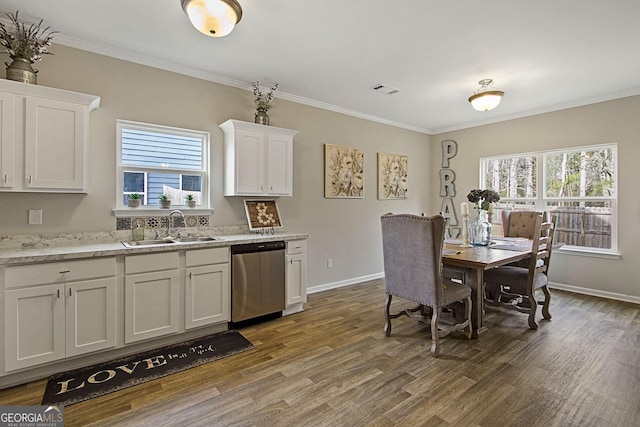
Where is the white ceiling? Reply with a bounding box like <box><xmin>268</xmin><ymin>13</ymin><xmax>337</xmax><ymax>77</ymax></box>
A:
<box><xmin>2</xmin><ymin>0</ymin><xmax>640</xmax><ymax>134</ymax></box>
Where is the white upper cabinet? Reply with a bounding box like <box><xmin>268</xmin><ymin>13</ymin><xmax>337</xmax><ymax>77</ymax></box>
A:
<box><xmin>220</xmin><ymin>119</ymin><xmax>299</xmax><ymax>196</ymax></box>
<box><xmin>0</xmin><ymin>79</ymin><xmax>100</xmax><ymax>192</ymax></box>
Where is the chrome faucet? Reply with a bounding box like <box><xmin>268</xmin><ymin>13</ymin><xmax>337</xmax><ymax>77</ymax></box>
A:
<box><xmin>167</xmin><ymin>210</ymin><xmax>185</xmax><ymax>239</ymax></box>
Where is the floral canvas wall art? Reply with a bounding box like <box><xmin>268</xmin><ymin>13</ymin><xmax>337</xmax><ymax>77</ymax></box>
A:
<box><xmin>324</xmin><ymin>144</ymin><xmax>364</xmax><ymax>198</ymax></box>
<box><xmin>377</xmin><ymin>152</ymin><xmax>408</xmax><ymax>200</ymax></box>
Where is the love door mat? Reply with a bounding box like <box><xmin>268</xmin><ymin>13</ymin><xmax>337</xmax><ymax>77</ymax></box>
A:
<box><xmin>42</xmin><ymin>330</ymin><xmax>254</xmax><ymax>407</ymax></box>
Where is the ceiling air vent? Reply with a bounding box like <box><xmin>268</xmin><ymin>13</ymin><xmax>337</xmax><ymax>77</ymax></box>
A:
<box><xmin>370</xmin><ymin>84</ymin><xmax>399</xmax><ymax>95</ymax></box>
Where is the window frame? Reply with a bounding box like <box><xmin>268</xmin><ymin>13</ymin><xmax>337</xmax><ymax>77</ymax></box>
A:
<box><xmin>480</xmin><ymin>143</ymin><xmax>618</xmax><ymax>257</ymax></box>
<box><xmin>113</xmin><ymin>119</ymin><xmax>212</xmax><ymax>216</ymax></box>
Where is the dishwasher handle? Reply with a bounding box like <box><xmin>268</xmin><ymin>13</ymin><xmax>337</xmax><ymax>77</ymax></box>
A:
<box><xmin>231</xmin><ymin>241</ymin><xmax>286</xmax><ymax>255</ymax></box>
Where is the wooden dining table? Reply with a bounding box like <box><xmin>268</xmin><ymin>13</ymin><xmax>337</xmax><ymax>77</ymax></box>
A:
<box><xmin>442</xmin><ymin>239</ymin><xmax>533</xmax><ymax>337</ymax></box>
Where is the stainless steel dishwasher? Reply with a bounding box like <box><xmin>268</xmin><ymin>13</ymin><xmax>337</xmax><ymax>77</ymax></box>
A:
<box><xmin>231</xmin><ymin>241</ymin><xmax>286</xmax><ymax>324</ymax></box>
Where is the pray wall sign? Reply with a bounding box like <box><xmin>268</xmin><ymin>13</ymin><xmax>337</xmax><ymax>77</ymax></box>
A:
<box><xmin>440</xmin><ymin>140</ymin><xmax>460</xmax><ymax>239</ymax></box>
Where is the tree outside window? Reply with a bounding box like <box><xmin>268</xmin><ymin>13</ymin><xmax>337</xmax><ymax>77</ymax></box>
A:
<box><xmin>481</xmin><ymin>144</ymin><xmax>617</xmax><ymax>252</ymax></box>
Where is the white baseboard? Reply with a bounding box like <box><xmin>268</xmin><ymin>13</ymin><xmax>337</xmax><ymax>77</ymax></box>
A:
<box><xmin>308</xmin><ymin>272</ymin><xmax>384</xmax><ymax>295</ymax></box>
<box><xmin>308</xmin><ymin>275</ymin><xmax>640</xmax><ymax>306</ymax></box>
<box><xmin>548</xmin><ymin>281</ymin><xmax>640</xmax><ymax>305</ymax></box>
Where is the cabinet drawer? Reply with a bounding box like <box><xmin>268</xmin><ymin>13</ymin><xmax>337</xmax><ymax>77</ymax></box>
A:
<box><xmin>5</xmin><ymin>257</ymin><xmax>116</xmax><ymax>289</ymax></box>
<box><xmin>286</xmin><ymin>240</ymin><xmax>306</xmax><ymax>255</ymax></box>
<box><xmin>186</xmin><ymin>247</ymin><xmax>229</xmax><ymax>267</ymax></box>
<box><xmin>125</xmin><ymin>252</ymin><xmax>178</xmax><ymax>275</ymax></box>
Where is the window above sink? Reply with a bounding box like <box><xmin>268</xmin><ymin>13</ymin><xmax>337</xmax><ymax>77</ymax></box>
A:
<box><xmin>115</xmin><ymin>119</ymin><xmax>212</xmax><ymax>211</ymax></box>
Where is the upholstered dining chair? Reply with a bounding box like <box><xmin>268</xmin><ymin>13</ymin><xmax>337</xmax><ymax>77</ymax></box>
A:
<box><xmin>501</xmin><ymin>209</ymin><xmax>546</xmax><ymax>239</ymax></box>
<box><xmin>380</xmin><ymin>213</ymin><xmax>472</xmax><ymax>357</ymax></box>
<box><xmin>484</xmin><ymin>212</ymin><xmax>557</xmax><ymax>329</ymax></box>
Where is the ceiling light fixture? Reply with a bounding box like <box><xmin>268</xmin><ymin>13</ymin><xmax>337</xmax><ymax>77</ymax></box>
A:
<box><xmin>468</xmin><ymin>79</ymin><xmax>504</xmax><ymax>111</ymax></box>
<box><xmin>181</xmin><ymin>0</ymin><xmax>243</xmax><ymax>38</ymax></box>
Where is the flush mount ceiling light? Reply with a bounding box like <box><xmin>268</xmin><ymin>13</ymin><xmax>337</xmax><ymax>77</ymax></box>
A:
<box><xmin>181</xmin><ymin>0</ymin><xmax>243</xmax><ymax>37</ymax></box>
<box><xmin>468</xmin><ymin>79</ymin><xmax>504</xmax><ymax>111</ymax></box>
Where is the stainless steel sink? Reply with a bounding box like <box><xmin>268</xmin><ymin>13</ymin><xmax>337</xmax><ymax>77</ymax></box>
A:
<box><xmin>174</xmin><ymin>236</ymin><xmax>218</xmax><ymax>243</ymax></box>
<box><xmin>122</xmin><ymin>239</ymin><xmax>176</xmax><ymax>248</ymax></box>
<box><xmin>122</xmin><ymin>236</ymin><xmax>220</xmax><ymax>248</ymax></box>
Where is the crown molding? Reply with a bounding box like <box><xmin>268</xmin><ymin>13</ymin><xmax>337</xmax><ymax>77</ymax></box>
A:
<box><xmin>54</xmin><ymin>34</ymin><xmax>432</xmax><ymax>135</ymax></box>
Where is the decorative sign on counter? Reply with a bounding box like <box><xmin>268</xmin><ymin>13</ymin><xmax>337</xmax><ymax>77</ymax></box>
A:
<box><xmin>244</xmin><ymin>199</ymin><xmax>283</xmax><ymax>232</ymax></box>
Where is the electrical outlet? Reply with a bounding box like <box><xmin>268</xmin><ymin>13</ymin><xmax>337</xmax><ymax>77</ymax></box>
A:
<box><xmin>327</xmin><ymin>258</ymin><xmax>333</xmax><ymax>268</ymax></box>
<box><xmin>28</xmin><ymin>209</ymin><xmax>42</xmax><ymax>225</ymax></box>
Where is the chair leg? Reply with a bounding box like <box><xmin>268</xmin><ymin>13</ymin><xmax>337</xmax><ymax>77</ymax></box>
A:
<box><xmin>464</xmin><ymin>295</ymin><xmax>472</xmax><ymax>339</ymax></box>
<box><xmin>541</xmin><ymin>285</ymin><xmax>552</xmax><ymax>320</ymax></box>
<box><xmin>430</xmin><ymin>307</ymin><xmax>441</xmax><ymax>357</ymax></box>
<box><xmin>384</xmin><ymin>294</ymin><xmax>392</xmax><ymax>336</ymax></box>
<box><xmin>527</xmin><ymin>287</ymin><xmax>538</xmax><ymax>330</ymax></box>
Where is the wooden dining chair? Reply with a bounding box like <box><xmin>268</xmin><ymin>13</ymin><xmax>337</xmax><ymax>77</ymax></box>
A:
<box><xmin>484</xmin><ymin>213</ymin><xmax>557</xmax><ymax>329</ymax></box>
<box><xmin>484</xmin><ymin>210</ymin><xmax>546</xmax><ymax>299</ymax></box>
<box><xmin>380</xmin><ymin>213</ymin><xmax>472</xmax><ymax>357</ymax></box>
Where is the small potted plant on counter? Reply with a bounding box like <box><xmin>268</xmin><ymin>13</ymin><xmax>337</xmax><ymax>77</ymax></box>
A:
<box><xmin>127</xmin><ymin>193</ymin><xmax>141</xmax><ymax>208</ymax></box>
<box><xmin>185</xmin><ymin>194</ymin><xmax>196</xmax><ymax>208</ymax></box>
<box><xmin>159</xmin><ymin>194</ymin><xmax>171</xmax><ymax>209</ymax></box>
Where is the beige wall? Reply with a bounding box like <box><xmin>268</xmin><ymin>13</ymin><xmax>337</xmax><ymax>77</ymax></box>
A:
<box><xmin>0</xmin><ymin>45</ymin><xmax>432</xmax><ymax>289</ymax></box>
<box><xmin>5</xmin><ymin>44</ymin><xmax>637</xmax><ymax>300</ymax></box>
<box><xmin>432</xmin><ymin>96</ymin><xmax>640</xmax><ymax>300</ymax></box>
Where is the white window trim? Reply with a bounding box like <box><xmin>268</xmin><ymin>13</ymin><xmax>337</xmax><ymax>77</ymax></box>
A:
<box><xmin>113</xmin><ymin>119</ymin><xmax>212</xmax><ymax>217</ymax></box>
<box><xmin>480</xmin><ymin>143</ymin><xmax>618</xmax><ymax>256</ymax></box>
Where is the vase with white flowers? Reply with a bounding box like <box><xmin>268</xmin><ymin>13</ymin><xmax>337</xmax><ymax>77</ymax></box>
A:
<box><xmin>0</xmin><ymin>11</ymin><xmax>57</xmax><ymax>85</ymax></box>
<box><xmin>251</xmin><ymin>81</ymin><xmax>279</xmax><ymax>125</ymax></box>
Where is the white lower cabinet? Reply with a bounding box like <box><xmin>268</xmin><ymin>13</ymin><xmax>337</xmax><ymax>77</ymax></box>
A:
<box><xmin>124</xmin><ymin>252</ymin><xmax>179</xmax><ymax>344</ymax></box>
<box><xmin>4</xmin><ymin>284</ymin><xmax>65</xmax><ymax>372</ymax></box>
<box><xmin>3</xmin><ymin>258</ymin><xmax>116</xmax><ymax>372</ymax></box>
<box><xmin>185</xmin><ymin>247</ymin><xmax>230</xmax><ymax>329</ymax></box>
<box><xmin>1</xmin><ymin>238</ymin><xmax>290</xmax><ymax>381</ymax></box>
<box><xmin>65</xmin><ymin>278</ymin><xmax>116</xmax><ymax>357</ymax></box>
<box><xmin>286</xmin><ymin>240</ymin><xmax>307</xmax><ymax>308</ymax></box>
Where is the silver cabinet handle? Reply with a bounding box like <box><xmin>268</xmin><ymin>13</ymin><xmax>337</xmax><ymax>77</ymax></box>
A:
<box><xmin>3</xmin><ymin>174</ymin><xmax>7</xmax><ymax>184</ymax></box>
<box><xmin>28</xmin><ymin>176</ymin><xmax>32</xmax><ymax>184</ymax></box>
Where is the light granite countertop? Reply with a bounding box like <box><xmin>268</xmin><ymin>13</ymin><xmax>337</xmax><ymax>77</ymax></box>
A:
<box><xmin>0</xmin><ymin>232</ymin><xmax>309</xmax><ymax>266</ymax></box>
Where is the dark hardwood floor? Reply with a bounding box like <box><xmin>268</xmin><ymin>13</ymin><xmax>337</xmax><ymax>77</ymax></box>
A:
<box><xmin>1</xmin><ymin>279</ymin><xmax>639</xmax><ymax>426</ymax></box>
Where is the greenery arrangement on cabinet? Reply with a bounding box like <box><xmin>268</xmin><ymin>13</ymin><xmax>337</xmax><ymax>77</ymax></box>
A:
<box><xmin>251</xmin><ymin>81</ymin><xmax>278</xmax><ymax>125</ymax></box>
<box><xmin>0</xmin><ymin>11</ymin><xmax>57</xmax><ymax>84</ymax></box>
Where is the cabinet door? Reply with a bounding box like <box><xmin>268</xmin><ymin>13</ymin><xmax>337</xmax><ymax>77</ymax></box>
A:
<box><xmin>185</xmin><ymin>264</ymin><xmax>230</xmax><ymax>329</ymax></box>
<box><xmin>266</xmin><ymin>134</ymin><xmax>293</xmax><ymax>196</ymax></box>
<box><xmin>234</xmin><ymin>130</ymin><xmax>265</xmax><ymax>195</ymax></box>
<box><xmin>286</xmin><ymin>253</ymin><xmax>307</xmax><ymax>306</ymax></box>
<box><xmin>5</xmin><ymin>284</ymin><xmax>65</xmax><ymax>372</ymax></box>
<box><xmin>24</xmin><ymin>97</ymin><xmax>85</xmax><ymax>191</ymax></box>
<box><xmin>66</xmin><ymin>277</ymin><xmax>116</xmax><ymax>357</ymax></box>
<box><xmin>125</xmin><ymin>270</ymin><xmax>179</xmax><ymax>343</ymax></box>
<box><xmin>0</xmin><ymin>91</ymin><xmax>14</xmax><ymax>188</ymax></box>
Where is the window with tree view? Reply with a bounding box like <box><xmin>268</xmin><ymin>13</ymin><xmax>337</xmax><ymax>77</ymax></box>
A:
<box><xmin>481</xmin><ymin>144</ymin><xmax>617</xmax><ymax>252</ymax></box>
<box><xmin>117</xmin><ymin>120</ymin><xmax>209</xmax><ymax>208</ymax></box>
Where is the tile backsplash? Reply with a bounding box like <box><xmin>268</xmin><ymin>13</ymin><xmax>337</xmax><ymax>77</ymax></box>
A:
<box><xmin>116</xmin><ymin>215</ymin><xmax>209</xmax><ymax>231</ymax></box>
